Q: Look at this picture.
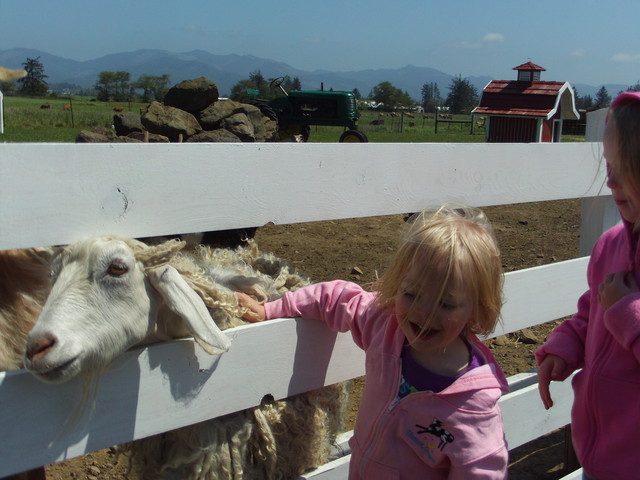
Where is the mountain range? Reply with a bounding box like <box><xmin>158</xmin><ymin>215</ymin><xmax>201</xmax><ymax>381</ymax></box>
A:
<box><xmin>0</xmin><ymin>47</ymin><xmax>628</xmax><ymax>101</ymax></box>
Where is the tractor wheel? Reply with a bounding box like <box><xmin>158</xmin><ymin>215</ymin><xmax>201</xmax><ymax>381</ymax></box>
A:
<box><xmin>339</xmin><ymin>130</ymin><xmax>368</xmax><ymax>143</ymax></box>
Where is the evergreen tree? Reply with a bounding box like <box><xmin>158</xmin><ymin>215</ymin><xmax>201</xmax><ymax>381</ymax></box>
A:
<box><xmin>421</xmin><ymin>82</ymin><xmax>441</xmax><ymax>112</ymax></box>
<box><xmin>18</xmin><ymin>57</ymin><xmax>48</xmax><ymax>97</ymax></box>
<box><xmin>593</xmin><ymin>86</ymin><xmax>611</xmax><ymax>109</ymax></box>
<box><xmin>445</xmin><ymin>75</ymin><xmax>478</xmax><ymax>114</ymax></box>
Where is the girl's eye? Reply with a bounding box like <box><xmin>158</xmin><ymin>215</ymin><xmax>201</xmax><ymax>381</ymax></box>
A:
<box><xmin>107</xmin><ymin>262</ymin><xmax>128</xmax><ymax>276</ymax></box>
<box><xmin>440</xmin><ymin>301</ymin><xmax>458</xmax><ymax>310</ymax></box>
<box><xmin>403</xmin><ymin>291</ymin><xmax>416</xmax><ymax>300</ymax></box>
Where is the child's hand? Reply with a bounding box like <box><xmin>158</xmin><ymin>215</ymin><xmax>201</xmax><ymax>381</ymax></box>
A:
<box><xmin>537</xmin><ymin>354</ymin><xmax>568</xmax><ymax>410</ymax></box>
<box><xmin>236</xmin><ymin>292</ymin><xmax>267</xmax><ymax>323</ymax></box>
<box><xmin>598</xmin><ymin>271</ymin><xmax>639</xmax><ymax>310</ymax></box>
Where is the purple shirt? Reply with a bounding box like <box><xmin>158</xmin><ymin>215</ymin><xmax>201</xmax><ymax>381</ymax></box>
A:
<box><xmin>399</xmin><ymin>339</ymin><xmax>485</xmax><ymax>396</ymax></box>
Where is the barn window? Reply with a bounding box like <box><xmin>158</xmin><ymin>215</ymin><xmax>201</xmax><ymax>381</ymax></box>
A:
<box><xmin>518</xmin><ymin>71</ymin><xmax>532</xmax><ymax>82</ymax></box>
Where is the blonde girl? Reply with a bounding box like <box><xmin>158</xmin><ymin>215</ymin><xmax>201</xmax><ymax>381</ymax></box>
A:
<box><xmin>239</xmin><ymin>204</ymin><xmax>508</xmax><ymax>479</ymax></box>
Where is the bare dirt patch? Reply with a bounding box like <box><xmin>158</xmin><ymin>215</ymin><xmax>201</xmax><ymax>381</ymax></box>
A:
<box><xmin>43</xmin><ymin>199</ymin><xmax>582</xmax><ymax>480</ymax></box>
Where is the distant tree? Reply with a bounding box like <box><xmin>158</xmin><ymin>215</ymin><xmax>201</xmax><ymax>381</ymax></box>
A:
<box><xmin>579</xmin><ymin>95</ymin><xmax>594</xmax><ymax>110</ymax></box>
<box><xmin>593</xmin><ymin>86</ymin><xmax>611</xmax><ymax>110</ymax></box>
<box><xmin>230</xmin><ymin>79</ymin><xmax>262</xmax><ymax>103</ymax></box>
<box><xmin>18</xmin><ymin>57</ymin><xmax>48</xmax><ymax>96</ymax></box>
<box><xmin>0</xmin><ymin>80</ymin><xmax>18</xmax><ymax>95</ymax></box>
<box><xmin>134</xmin><ymin>74</ymin><xmax>170</xmax><ymax>102</ymax></box>
<box><xmin>421</xmin><ymin>82</ymin><xmax>441</xmax><ymax>112</ymax></box>
<box><xmin>95</xmin><ymin>71</ymin><xmax>131</xmax><ymax>102</ymax></box>
<box><xmin>370</xmin><ymin>81</ymin><xmax>413</xmax><ymax>110</ymax></box>
<box><xmin>291</xmin><ymin>76</ymin><xmax>302</xmax><ymax>90</ymax></box>
<box><xmin>249</xmin><ymin>70</ymin><xmax>266</xmax><ymax>93</ymax></box>
<box><xmin>626</xmin><ymin>81</ymin><xmax>640</xmax><ymax>92</ymax></box>
<box><xmin>444</xmin><ymin>75</ymin><xmax>478</xmax><ymax>114</ymax></box>
<box><xmin>352</xmin><ymin>88</ymin><xmax>362</xmax><ymax>100</ymax></box>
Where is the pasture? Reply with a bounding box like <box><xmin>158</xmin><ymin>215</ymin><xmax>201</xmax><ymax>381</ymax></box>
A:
<box><xmin>1</xmin><ymin>95</ymin><xmax>586</xmax><ymax>144</ymax></box>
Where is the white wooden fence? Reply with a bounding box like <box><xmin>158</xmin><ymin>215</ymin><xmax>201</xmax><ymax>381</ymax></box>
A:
<box><xmin>0</xmin><ymin>111</ymin><xmax>613</xmax><ymax>479</ymax></box>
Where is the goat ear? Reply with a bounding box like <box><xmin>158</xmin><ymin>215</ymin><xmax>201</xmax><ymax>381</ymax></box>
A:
<box><xmin>146</xmin><ymin>265</ymin><xmax>232</xmax><ymax>355</ymax></box>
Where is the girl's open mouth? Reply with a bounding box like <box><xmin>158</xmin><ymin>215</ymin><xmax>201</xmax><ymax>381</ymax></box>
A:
<box><xmin>411</xmin><ymin>322</ymin><xmax>438</xmax><ymax>340</ymax></box>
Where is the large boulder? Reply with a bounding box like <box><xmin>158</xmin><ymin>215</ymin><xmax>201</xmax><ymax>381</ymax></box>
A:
<box><xmin>113</xmin><ymin>112</ymin><xmax>144</xmax><ymax>136</ymax></box>
<box><xmin>163</xmin><ymin>77</ymin><xmax>219</xmax><ymax>115</ymax></box>
<box><xmin>141</xmin><ymin>101</ymin><xmax>202</xmax><ymax>141</ymax></box>
<box><xmin>186</xmin><ymin>130</ymin><xmax>242</xmax><ymax>142</ymax></box>
<box><xmin>199</xmin><ymin>100</ymin><xmax>275</xmax><ymax>141</ymax></box>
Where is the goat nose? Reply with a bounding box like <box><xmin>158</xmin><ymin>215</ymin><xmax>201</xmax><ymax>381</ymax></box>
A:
<box><xmin>26</xmin><ymin>333</ymin><xmax>58</xmax><ymax>361</ymax></box>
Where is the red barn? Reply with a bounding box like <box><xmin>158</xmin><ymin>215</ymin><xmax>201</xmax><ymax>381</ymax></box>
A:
<box><xmin>472</xmin><ymin>62</ymin><xmax>579</xmax><ymax>142</ymax></box>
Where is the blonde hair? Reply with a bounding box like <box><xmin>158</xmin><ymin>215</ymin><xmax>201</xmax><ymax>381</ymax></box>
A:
<box><xmin>375</xmin><ymin>204</ymin><xmax>503</xmax><ymax>337</ymax></box>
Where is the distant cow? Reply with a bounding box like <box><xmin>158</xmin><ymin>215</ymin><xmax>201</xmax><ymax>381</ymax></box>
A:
<box><xmin>63</xmin><ymin>104</ymin><xmax>72</xmax><ymax>111</ymax></box>
<box><xmin>370</xmin><ymin>119</ymin><xmax>384</xmax><ymax>126</ymax></box>
<box><xmin>113</xmin><ymin>106</ymin><xmax>124</xmax><ymax>112</ymax></box>
<box><xmin>40</xmin><ymin>104</ymin><xmax>51</xmax><ymax>109</ymax></box>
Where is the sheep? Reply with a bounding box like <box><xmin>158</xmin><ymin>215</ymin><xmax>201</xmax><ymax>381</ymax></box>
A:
<box><xmin>23</xmin><ymin>236</ymin><xmax>348</xmax><ymax>480</ymax></box>
<box><xmin>0</xmin><ymin>247</ymin><xmax>53</xmax><ymax>480</ymax></box>
<box><xmin>0</xmin><ymin>247</ymin><xmax>52</xmax><ymax>372</ymax></box>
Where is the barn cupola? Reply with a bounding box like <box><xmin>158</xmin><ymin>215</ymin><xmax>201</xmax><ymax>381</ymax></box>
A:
<box><xmin>514</xmin><ymin>61</ymin><xmax>546</xmax><ymax>83</ymax></box>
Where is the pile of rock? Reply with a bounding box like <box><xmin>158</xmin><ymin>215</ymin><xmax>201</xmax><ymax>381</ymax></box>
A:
<box><xmin>76</xmin><ymin>77</ymin><xmax>278</xmax><ymax>143</ymax></box>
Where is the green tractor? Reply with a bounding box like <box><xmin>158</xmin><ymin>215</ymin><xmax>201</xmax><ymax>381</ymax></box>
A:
<box><xmin>262</xmin><ymin>77</ymin><xmax>368</xmax><ymax>143</ymax></box>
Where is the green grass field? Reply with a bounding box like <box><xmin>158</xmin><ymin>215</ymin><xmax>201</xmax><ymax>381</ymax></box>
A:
<box><xmin>1</xmin><ymin>96</ymin><xmax>148</xmax><ymax>142</ymax></box>
<box><xmin>1</xmin><ymin>95</ymin><xmax>583</xmax><ymax>143</ymax></box>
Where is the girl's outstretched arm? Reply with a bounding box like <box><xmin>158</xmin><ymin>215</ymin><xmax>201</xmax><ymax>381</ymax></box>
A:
<box><xmin>236</xmin><ymin>292</ymin><xmax>266</xmax><ymax>322</ymax></box>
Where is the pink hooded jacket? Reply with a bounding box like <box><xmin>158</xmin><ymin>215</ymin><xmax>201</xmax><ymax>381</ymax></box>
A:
<box><xmin>264</xmin><ymin>280</ymin><xmax>509</xmax><ymax>479</ymax></box>
<box><xmin>536</xmin><ymin>221</ymin><xmax>640</xmax><ymax>479</ymax></box>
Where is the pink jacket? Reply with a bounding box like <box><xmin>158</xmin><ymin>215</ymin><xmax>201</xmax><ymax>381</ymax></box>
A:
<box><xmin>265</xmin><ymin>280</ymin><xmax>509</xmax><ymax>479</ymax></box>
<box><xmin>536</xmin><ymin>221</ymin><xmax>640</xmax><ymax>479</ymax></box>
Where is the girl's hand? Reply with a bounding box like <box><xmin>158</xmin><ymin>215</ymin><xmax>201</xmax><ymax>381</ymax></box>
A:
<box><xmin>537</xmin><ymin>354</ymin><xmax>568</xmax><ymax>410</ymax></box>
<box><xmin>236</xmin><ymin>292</ymin><xmax>267</xmax><ymax>323</ymax></box>
<box><xmin>598</xmin><ymin>271</ymin><xmax>639</xmax><ymax>310</ymax></box>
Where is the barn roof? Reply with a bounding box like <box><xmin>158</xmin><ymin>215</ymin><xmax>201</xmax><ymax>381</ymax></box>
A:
<box><xmin>472</xmin><ymin>80</ymin><xmax>579</xmax><ymax>120</ymax></box>
<box><xmin>513</xmin><ymin>61</ymin><xmax>546</xmax><ymax>72</ymax></box>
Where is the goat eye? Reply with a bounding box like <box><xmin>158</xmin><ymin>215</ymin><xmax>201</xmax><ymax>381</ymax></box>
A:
<box><xmin>107</xmin><ymin>262</ymin><xmax>129</xmax><ymax>276</ymax></box>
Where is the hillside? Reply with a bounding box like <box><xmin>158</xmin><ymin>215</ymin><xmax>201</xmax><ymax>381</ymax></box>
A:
<box><xmin>0</xmin><ymin>47</ymin><xmax>627</xmax><ymax>99</ymax></box>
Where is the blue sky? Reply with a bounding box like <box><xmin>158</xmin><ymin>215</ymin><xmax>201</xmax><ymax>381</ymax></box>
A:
<box><xmin>1</xmin><ymin>0</ymin><xmax>638</xmax><ymax>87</ymax></box>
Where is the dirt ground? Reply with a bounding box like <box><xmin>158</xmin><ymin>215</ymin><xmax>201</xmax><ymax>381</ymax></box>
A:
<box><xmin>43</xmin><ymin>199</ymin><xmax>582</xmax><ymax>480</ymax></box>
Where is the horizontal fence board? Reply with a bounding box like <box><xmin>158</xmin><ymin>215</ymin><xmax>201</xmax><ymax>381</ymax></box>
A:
<box><xmin>489</xmin><ymin>257</ymin><xmax>588</xmax><ymax>339</ymax></box>
<box><xmin>0</xmin><ymin>319</ymin><xmax>365</xmax><ymax>476</ymax></box>
<box><xmin>0</xmin><ymin>142</ymin><xmax>605</xmax><ymax>250</ymax></box>
<box><xmin>298</xmin><ymin>455</ymin><xmax>351</xmax><ymax>480</ymax></box>
<box><xmin>499</xmin><ymin>372</ymin><xmax>576</xmax><ymax>449</ymax></box>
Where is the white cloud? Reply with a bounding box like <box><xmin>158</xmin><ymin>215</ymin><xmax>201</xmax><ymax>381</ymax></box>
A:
<box><xmin>611</xmin><ymin>53</ymin><xmax>640</xmax><ymax>63</ymax></box>
<box><xmin>570</xmin><ymin>49</ymin><xmax>587</xmax><ymax>57</ymax></box>
<box><xmin>483</xmin><ymin>33</ymin><xmax>505</xmax><ymax>42</ymax></box>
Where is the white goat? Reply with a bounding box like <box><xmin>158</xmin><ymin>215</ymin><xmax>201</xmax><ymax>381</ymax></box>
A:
<box><xmin>23</xmin><ymin>236</ymin><xmax>347</xmax><ymax>480</ymax></box>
